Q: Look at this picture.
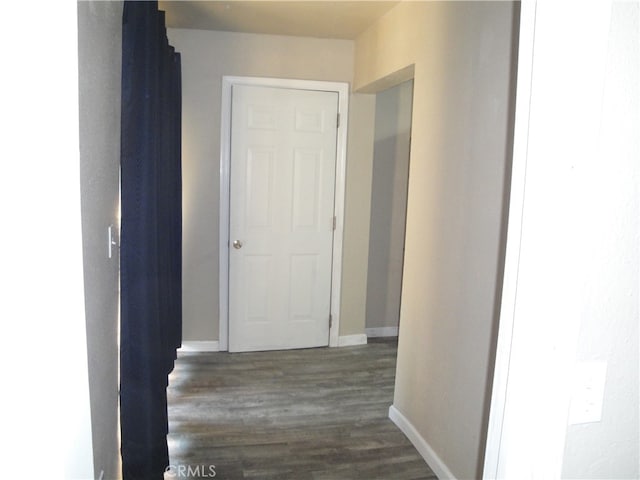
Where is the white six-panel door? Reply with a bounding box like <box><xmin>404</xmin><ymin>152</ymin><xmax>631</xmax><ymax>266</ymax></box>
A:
<box><xmin>228</xmin><ymin>85</ymin><xmax>339</xmax><ymax>352</ymax></box>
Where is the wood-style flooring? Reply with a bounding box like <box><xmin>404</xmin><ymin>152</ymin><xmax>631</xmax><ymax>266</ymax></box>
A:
<box><xmin>166</xmin><ymin>337</ymin><xmax>437</xmax><ymax>479</ymax></box>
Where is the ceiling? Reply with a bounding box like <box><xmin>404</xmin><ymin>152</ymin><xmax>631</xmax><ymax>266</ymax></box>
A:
<box><xmin>158</xmin><ymin>1</ymin><xmax>401</xmax><ymax>40</ymax></box>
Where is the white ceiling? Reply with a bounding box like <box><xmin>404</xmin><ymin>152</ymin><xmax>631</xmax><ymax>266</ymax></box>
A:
<box><xmin>158</xmin><ymin>1</ymin><xmax>401</xmax><ymax>40</ymax></box>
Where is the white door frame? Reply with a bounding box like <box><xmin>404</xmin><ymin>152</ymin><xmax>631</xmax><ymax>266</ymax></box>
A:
<box><xmin>482</xmin><ymin>1</ymin><xmax>536</xmax><ymax>476</ymax></box>
<box><xmin>219</xmin><ymin>76</ymin><xmax>349</xmax><ymax>351</ymax></box>
<box><xmin>483</xmin><ymin>1</ymin><xmax>616</xmax><ymax>477</ymax></box>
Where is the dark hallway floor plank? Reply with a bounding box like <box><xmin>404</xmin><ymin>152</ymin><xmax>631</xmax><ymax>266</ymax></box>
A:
<box><xmin>166</xmin><ymin>338</ymin><xmax>437</xmax><ymax>479</ymax></box>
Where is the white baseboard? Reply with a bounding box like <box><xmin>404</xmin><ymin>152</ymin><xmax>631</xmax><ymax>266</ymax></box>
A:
<box><xmin>365</xmin><ymin>326</ymin><xmax>399</xmax><ymax>338</ymax></box>
<box><xmin>178</xmin><ymin>341</ymin><xmax>220</xmax><ymax>352</ymax></box>
<box><xmin>179</xmin><ymin>337</ymin><xmax>368</xmax><ymax>351</ymax></box>
<box><xmin>337</xmin><ymin>334</ymin><xmax>368</xmax><ymax>347</ymax></box>
<box><xmin>389</xmin><ymin>405</ymin><xmax>456</xmax><ymax>480</ymax></box>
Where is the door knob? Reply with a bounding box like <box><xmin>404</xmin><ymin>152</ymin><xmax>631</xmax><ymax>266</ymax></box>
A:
<box><xmin>233</xmin><ymin>240</ymin><xmax>243</xmax><ymax>249</ymax></box>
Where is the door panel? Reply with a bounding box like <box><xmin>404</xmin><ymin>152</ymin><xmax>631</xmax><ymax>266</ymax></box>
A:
<box><xmin>229</xmin><ymin>85</ymin><xmax>338</xmax><ymax>352</ymax></box>
<box><xmin>245</xmin><ymin>148</ymin><xmax>274</xmax><ymax>228</ymax></box>
<box><xmin>292</xmin><ymin>149</ymin><xmax>322</xmax><ymax>229</ymax></box>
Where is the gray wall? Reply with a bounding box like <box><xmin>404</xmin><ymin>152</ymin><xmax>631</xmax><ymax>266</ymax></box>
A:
<box><xmin>78</xmin><ymin>1</ymin><xmax>123</xmax><ymax>478</ymax></box>
<box><xmin>354</xmin><ymin>2</ymin><xmax>518</xmax><ymax>478</ymax></box>
<box><xmin>341</xmin><ymin>93</ymin><xmax>376</xmax><ymax>337</ymax></box>
<box><xmin>366</xmin><ymin>80</ymin><xmax>413</xmax><ymax>331</ymax></box>
<box><xmin>167</xmin><ymin>28</ymin><xmax>375</xmax><ymax>342</ymax></box>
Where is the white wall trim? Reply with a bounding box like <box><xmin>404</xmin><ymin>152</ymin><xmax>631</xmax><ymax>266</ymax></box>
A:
<box><xmin>482</xmin><ymin>2</ymin><xmax>537</xmax><ymax>477</ymax></box>
<box><xmin>337</xmin><ymin>334</ymin><xmax>368</xmax><ymax>347</ymax></box>
<box><xmin>219</xmin><ymin>76</ymin><xmax>349</xmax><ymax>352</ymax></box>
<box><xmin>178</xmin><ymin>341</ymin><xmax>220</xmax><ymax>353</ymax></box>
<box><xmin>389</xmin><ymin>405</ymin><xmax>457</xmax><ymax>480</ymax></box>
<box><xmin>483</xmin><ymin>2</ymin><xmax>617</xmax><ymax>478</ymax></box>
<box><xmin>365</xmin><ymin>326</ymin><xmax>399</xmax><ymax>338</ymax></box>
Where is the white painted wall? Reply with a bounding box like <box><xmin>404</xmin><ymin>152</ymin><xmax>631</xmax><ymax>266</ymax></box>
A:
<box><xmin>77</xmin><ymin>2</ymin><xmax>123</xmax><ymax>478</ymax></box>
<box><xmin>166</xmin><ymin>29</ymin><xmax>375</xmax><ymax>341</ymax></box>
<box><xmin>355</xmin><ymin>2</ymin><xmax>519</xmax><ymax>478</ymax></box>
<box><xmin>561</xmin><ymin>4</ymin><xmax>639</xmax><ymax>475</ymax></box>
<box><xmin>1</xmin><ymin>1</ymin><xmax>94</xmax><ymax>478</ymax></box>
<box><xmin>485</xmin><ymin>1</ymin><xmax>639</xmax><ymax>479</ymax></box>
<box><xmin>366</xmin><ymin>80</ymin><xmax>413</xmax><ymax>332</ymax></box>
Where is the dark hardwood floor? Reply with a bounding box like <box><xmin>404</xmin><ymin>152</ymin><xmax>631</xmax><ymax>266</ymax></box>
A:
<box><xmin>166</xmin><ymin>337</ymin><xmax>437</xmax><ymax>479</ymax></box>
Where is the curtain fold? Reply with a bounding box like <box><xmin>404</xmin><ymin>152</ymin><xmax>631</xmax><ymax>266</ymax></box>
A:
<box><xmin>120</xmin><ymin>1</ymin><xmax>182</xmax><ymax>478</ymax></box>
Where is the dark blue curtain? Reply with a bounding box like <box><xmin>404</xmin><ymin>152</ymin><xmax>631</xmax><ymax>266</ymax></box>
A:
<box><xmin>120</xmin><ymin>1</ymin><xmax>182</xmax><ymax>478</ymax></box>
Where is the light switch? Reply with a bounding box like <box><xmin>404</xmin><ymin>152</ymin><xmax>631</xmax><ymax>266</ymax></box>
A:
<box><xmin>568</xmin><ymin>361</ymin><xmax>607</xmax><ymax>425</ymax></box>
<box><xmin>108</xmin><ymin>225</ymin><xmax>117</xmax><ymax>259</ymax></box>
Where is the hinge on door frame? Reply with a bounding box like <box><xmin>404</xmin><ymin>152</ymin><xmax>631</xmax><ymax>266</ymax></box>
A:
<box><xmin>329</xmin><ymin>313</ymin><xmax>333</xmax><ymax>329</ymax></box>
<box><xmin>336</xmin><ymin>113</ymin><xmax>340</xmax><ymax>129</ymax></box>
<box><xmin>332</xmin><ymin>215</ymin><xmax>337</xmax><ymax>231</ymax></box>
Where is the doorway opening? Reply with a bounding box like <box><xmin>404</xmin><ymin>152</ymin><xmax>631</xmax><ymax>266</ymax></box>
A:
<box><xmin>365</xmin><ymin>79</ymin><xmax>414</xmax><ymax>341</ymax></box>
